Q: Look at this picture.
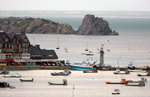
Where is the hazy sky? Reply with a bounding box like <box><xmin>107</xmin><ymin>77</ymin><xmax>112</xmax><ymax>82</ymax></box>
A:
<box><xmin>0</xmin><ymin>0</ymin><xmax>150</xmax><ymax>11</ymax></box>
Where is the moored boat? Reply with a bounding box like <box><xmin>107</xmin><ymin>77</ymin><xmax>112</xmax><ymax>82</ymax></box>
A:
<box><xmin>106</xmin><ymin>75</ymin><xmax>127</xmax><ymax>84</ymax></box>
<box><xmin>0</xmin><ymin>82</ymin><xmax>15</xmax><ymax>89</ymax></box>
<box><xmin>69</xmin><ymin>64</ymin><xmax>93</xmax><ymax>70</ymax></box>
<box><xmin>0</xmin><ymin>69</ymin><xmax>9</xmax><ymax>74</ymax></box>
<box><xmin>3</xmin><ymin>73</ymin><xmax>21</xmax><ymax>78</ymax></box>
<box><xmin>83</xmin><ymin>69</ymin><xmax>98</xmax><ymax>73</ymax></box>
<box><xmin>99</xmin><ymin>68</ymin><xmax>109</xmax><ymax>71</ymax></box>
<box><xmin>112</xmin><ymin>92</ymin><xmax>120</xmax><ymax>95</ymax></box>
<box><xmin>51</xmin><ymin>69</ymin><xmax>71</xmax><ymax>76</ymax></box>
<box><xmin>48</xmin><ymin>79</ymin><xmax>67</xmax><ymax>86</ymax></box>
<box><xmin>20</xmin><ymin>78</ymin><xmax>34</xmax><ymax>82</ymax></box>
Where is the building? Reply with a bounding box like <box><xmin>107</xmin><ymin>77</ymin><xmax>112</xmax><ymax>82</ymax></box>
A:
<box><xmin>0</xmin><ymin>31</ymin><xmax>30</xmax><ymax>65</ymax></box>
<box><xmin>30</xmin><ymin>45</ymin><xmax>58</xmax><ymax>65</ymax></box>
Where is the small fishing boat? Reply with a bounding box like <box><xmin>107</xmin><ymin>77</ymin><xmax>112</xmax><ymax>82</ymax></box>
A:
<box><xmin>0</xmin><ymin>82</ymin><xmax>15</xmax><ymax>89</ymax></box>
<box><xmin>51</xmin><ymin>69</ymin><xmax>71</xmax><ymax>76</ymax></box>
<box><xmin>114</xmin><ymin>70</ymin><xmax>130</xmax><ymax>74</ymax></box>
<box><xmin>0</xmin><ymin>69</ymin><xmax>9</xmax><ymax>74</ymax></box>
<box><xmin>86</xmin><ymin>53</ymin><xmax>94</xmax><ymax>56</ymax></box>
<box><xmin>83</xmin><ymin>69</ymin><xmax>98</xmax><ymax>73</ymax></box>
<box><xmin>20</xmin><ymin>78</ymin><xmax>34</xmax><ymax>82</ymax></box>
<box><xmin>126</xmin><ymin>81</ymin><xmax>145</xmax><ymax>87</ymax></box>
<box><xmin>70</xmin><ymin>58</ymin><xmax>96</xmax><ymax>70</ymax></box>
<box><xmin>112</xmin><ymin>92</ymin><xmax>120</xmax><ymax>95</ymax></box>
<box><xmin>137</xmin><ymin>73</ymin><xmax>150</xmax><ymax>77</ymax></box>
<box><xmin>3</xmin><ymin>73</ymin><xmax>21</xmax><ymax>78</ymax></box>
<box><xmin>48</xmin><ymin>79</ymin><xmax>67</xmax><ymax>86</ymax></box>
<box><xmin>106</xmin><ymin>75</ymin><xmax>127</xmax><ymax>84</ymax></box>
<box><xmin>99</xmin><ymin>68</ymin><xmax>109</xmax><ymax>71</ymax></box>
<box><xmin>112</xmin><ymin>88</ymin><xmax>120</xmax><ymax>95</ymax></box>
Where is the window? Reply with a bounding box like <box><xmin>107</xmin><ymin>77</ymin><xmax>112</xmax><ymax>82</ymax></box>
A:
<box><xmin>25</xmin><ymin>49</ymin><xmax>28</xmax><ymax>52</ymax></box>
<box><xmin>0</xmin><ymin>44</ymin><xmax>1</xmax><ymax>48</ymax></box>
<box><xmin>23</xmin><ymin>49</ymin><xmax>25</xmax><ymax>53</ymax></box>
<box><xmin>0</xmin><ymin>49</ymin><xmax>1</xmax><ymax>53</ymax></box>
<box><xmin>26</xmin><ymin>44</ymin><xmax>28</xmax><ymax>47</ymax></box>
<box><xmin>23</xmin><ymin>44</ymin><xmax>25</xmax><ymax>47</ymax></box>
<box><xmin>5</xmin><ymin>38</ymin><xmax>8</xmax><ymax>42</ymax></box>
<box><xmin>9</xmin><ymin>44</ymin><xmax>10</xmax><ymax>48</ymax></box>
<box><xmin>5</xmin><ymin>44</ymin><xmax>7</xmax><ymax>48</ymax></box>
<box><xmin>8</xmin><ymin>49</ymin><xmax>11</xmax><ymax>52</ymax></box>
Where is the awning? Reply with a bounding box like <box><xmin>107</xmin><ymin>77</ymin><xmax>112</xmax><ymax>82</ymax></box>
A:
<box><xmin>14</xmin><ymin>59</ymin><xmax>25</xmax><ymax>62</ymax></box>
<box><xmin>34</xmin><ymin>59</ymin><xmax>58</xmax><ymax>62</ymax></box>
<box><xmin>6</xmin><ymin>59</ymin><xmax>14</xmax><ymax>62</ymax></box>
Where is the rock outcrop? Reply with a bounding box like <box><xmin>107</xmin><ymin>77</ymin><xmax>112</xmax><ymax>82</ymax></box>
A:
<box><xmin>76</xmin><ymin>14</ymin><xmax>119</xmax><ymax>35</ymax></box>
<box><xmin>0</xmin><ymin>17</ymin><xmax>75</xmax><ymax>34</ymax></box>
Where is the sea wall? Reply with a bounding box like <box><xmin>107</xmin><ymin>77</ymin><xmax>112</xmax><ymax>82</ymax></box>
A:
<box><xmin>0</xmin><ymin>66</ymin><xmax>128</xmax><ymax>71</ymax></box>
<box><xmin>0</xmin><ymin>66</ymin><xmax>71</xmax><ymax>70</ymax></box>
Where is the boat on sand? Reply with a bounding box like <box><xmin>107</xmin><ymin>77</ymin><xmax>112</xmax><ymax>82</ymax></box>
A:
<box><xmin>20</xmin><ymin>78</ymin><xmax>34</xmax><ymax>82</ymax></box>
<box><xmin>48</xmin><ymin>79</ymin><xmax>67</xmax><ymax>86</ymax></box>
<box><xmin>51</xmin><ymin>69</ymin><xmax>71</xmax><ymax>76</ymax></box>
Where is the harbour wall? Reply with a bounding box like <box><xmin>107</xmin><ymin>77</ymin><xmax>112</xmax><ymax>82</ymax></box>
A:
<box><xmin>0</xmin><ymin>66</ymin><xmax>128</xmax><ymax>71</ymax></box>
<box><xmin>0</xmin><ymin>66</ymin><xmax>71</xmax><ymax>70</ymax></box>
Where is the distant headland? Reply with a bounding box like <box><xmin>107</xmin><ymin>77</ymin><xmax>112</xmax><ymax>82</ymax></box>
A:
<box><xmin>0</xmin><ymin>14</ymin><xmax>119</xmax><ymax>35</ymax></box>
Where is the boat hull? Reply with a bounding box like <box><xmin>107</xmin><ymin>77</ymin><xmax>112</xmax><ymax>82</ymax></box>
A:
<box><xmin>106</xmin><ymin>81</ymin><xmax>126</xmax><ymax>84</ymax></box>
<box><xmin>99</xmin><ymin>68</ymin><xmax>109</xmax><ymax>71</ymax></box>
<box><xmin>69</xmin><ymin>65</ymin><xmax>92</xmax><ymax>70</ymax></box>
<box><xmin>112</xmin><ymin>93</ymin><xmax>120</xmax><ymax>95</ymax></box>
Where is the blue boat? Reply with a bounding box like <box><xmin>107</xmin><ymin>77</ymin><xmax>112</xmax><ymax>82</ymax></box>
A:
<box><xmin>69</xmin><ymin>64</ymin><xmax>93</xmax><ymax>70</ymax></box>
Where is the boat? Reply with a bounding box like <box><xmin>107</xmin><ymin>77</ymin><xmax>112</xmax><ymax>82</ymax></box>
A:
<box><xmin>20</xmin><ymin>78</ymin><xmax>34</xmax><ymax>82</ymax></box>
<box><xmin>0</xmin><ymin>82</ymin><xmax>15</xmax><ymax>89</ymax></box>
<box><xmin>83</xmin><ymin>69</ymin><xmax>98</xmax><ymax>73</ymax></box>
<box><xmin>70</xmin><ymin>64</ymin><xmax>93</xmax><ymax>70</ymax></box>
<box><xmin>99</xmin><ymin>68</ymin><xmax>109</xmax><ymax>71</ymax></box>
<box><xmin>114</xmin><ymin>69</ymin><xmax>130</xmax><ymax>74</ymax></box>
<box><xmin>112</xmin><ymin>92</ymin><xmax>120</xmax><ymax>95</ymax></box>
<box><xmin>70</xmin><ymin>58</ymin><xmax>96</xmax><ymax>70</ymax></box>
<box><xmin>86</xmin><ymin>53</ymin><xmax>94</xmax><ymax>56</ymax></box>
<box><xmin>127</xmin><ymin>62</ymin><xmax>138</xmax><ymax>70</ymax></box>
<box><xmin>0</xmin><ymin>69</ymin><xmax>9</xmax><ymax>74</ymax></box>
<box><xmin>56</xmin><ymin>38</ymin><xmax>60</xmax><ymax>49</ymax></box>
<box><xmin>112</xmin><ymin>89</ymin><xmax>120</xmax><ymax>95</ymax></box>
<box><xmin>51</xmin><ymin>69</ymin><xmax>71</xmax><ymax>76</ymax></box>
<box><xmin>3</xmin><ymin>73</ymin><xmax>21</xmax><ymax>78</ymax></box>
<box><xmin>106</xmin><ymin>75</ymin><xmax>127</xmax><ymax>84</ymax></box>
<box><xmin>48</xmin><ymin>79</ymin><xmax>67</xmax><ymax>86</ymax></box>
<box><xmin>137</xmin><ymin>73</ymin><xmax>150</xmax><ymax>77</ymax></box>
<box><xmin>126</xmin><ymin>81</ymin><xmax>145</xmax><ymax>87</ymax></box>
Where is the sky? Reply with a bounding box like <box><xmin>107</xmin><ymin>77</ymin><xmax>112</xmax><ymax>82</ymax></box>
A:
<box><xmin>0</xmin><ymin>0</ymin><xmax>150</xmax><ymax>11</ymax></box>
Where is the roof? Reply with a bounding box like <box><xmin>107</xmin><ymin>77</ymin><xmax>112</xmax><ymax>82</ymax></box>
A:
<box><xmin>40</xmin><ymin>49</ymin><xmax>58</xmax><ymax>59</ymax></box>
<box><xmin>30</xmin><ymin>46</ymin><xmax>58</xmax><ymax>59</ymax></box>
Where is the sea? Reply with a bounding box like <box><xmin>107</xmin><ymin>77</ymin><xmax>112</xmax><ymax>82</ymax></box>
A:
<box><xmin>1</xmin><ymin>12</ymin><xmax>150</xmax><ymax>97</ymax></box>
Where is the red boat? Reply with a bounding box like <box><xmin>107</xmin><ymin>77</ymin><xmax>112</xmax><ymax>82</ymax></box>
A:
<box><xmin>99</xmin><ymin>68</ymin><xmax>109</xmax><ymax>71</ymax></box>
<box><xmin>106</xmin><ymin>75</ymin><xmax>127</xmax><ymax>84</ymax></box>
<box><xmin>112</xmin><ymin>92</ymin><xmax>120</xmax><ymax>95</ymax></box>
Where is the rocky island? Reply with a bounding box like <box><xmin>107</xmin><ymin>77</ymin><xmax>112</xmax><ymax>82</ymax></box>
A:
<box><xmin>76</xmin><ymin>14</ymin><xmax>119</xmax><ymax>35</ymax></box>
<box><xmin>0</xmin><ymin>17</ymin><xmax>74</xmax><ymax>34</ymax></box>
<box><xmin>0</xmin><ymin>15</ymin><xmax>119</xmax><ymax>35</ymax></box>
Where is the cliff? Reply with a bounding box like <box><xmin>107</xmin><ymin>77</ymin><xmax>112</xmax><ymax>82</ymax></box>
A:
<box><xmin>0</xmin><ymin>17</ymin><xmax>75</xmax><ymax>34</ymax></box>
<box><xmin>75</xmin><ymin>14</ymin><xmax>119</xmax><ymax>35</ymax></box>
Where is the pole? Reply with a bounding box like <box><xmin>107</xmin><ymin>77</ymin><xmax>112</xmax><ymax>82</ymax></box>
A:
<box><xmin>72</xmin><ymin>85</ymin><xmax>75</xmax><ymax>97</ymax></box>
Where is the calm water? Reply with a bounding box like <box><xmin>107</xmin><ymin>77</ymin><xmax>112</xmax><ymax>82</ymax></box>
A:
<box><xmin>1</xmin><ymin>17</ymin><xmax>150</xmax><ymax>96</ymax></box>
